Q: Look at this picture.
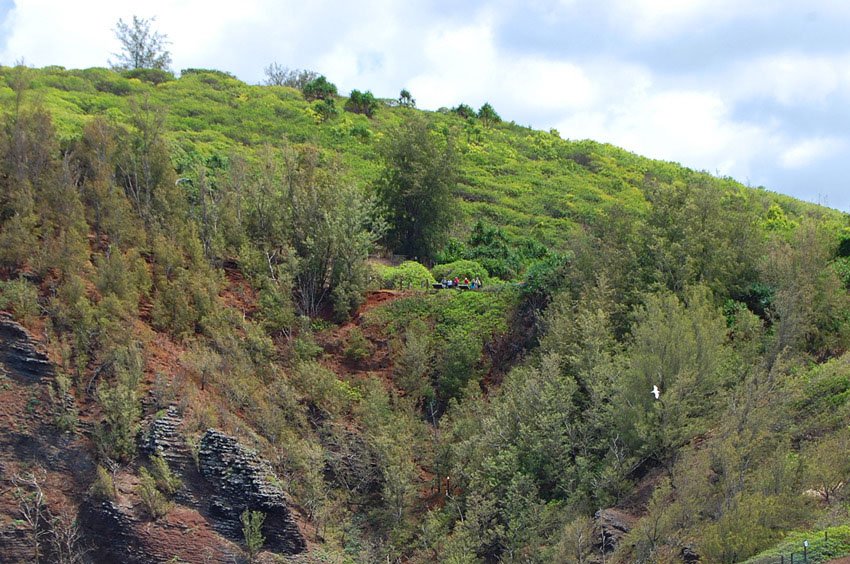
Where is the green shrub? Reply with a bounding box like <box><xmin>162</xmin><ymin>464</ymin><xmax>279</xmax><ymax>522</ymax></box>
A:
<box><xmin>49</xmin><ymin>372</ymin><xmax>78</xmax><ymax>432</ymax></box>
<box><xmin>149</xmin><ymin>455</ymin><xmax>181</xmax><ymax>495</ymax></box>
<box><xmin>344</xmin><ymin>327</ymin><xmax>371</xmax><ymax>362</ymax></box>
<box><xmin>122</xmin><ymin>68</ymin><xmax>175</xmax><ymax>85</ymax></box>
<box><xmin>89</xmin><ymin>465</ymin><xmax>116</xmax><ymax>501</ymax></box>
<box><xmin>431</xmin><ymin>260</ymin><xmax>489</xmax><ymax>283</ymax></box>
<box><xmin>95</xmin><ymin>345</ymin><xmax>142</xmax><ymax>461</ymax></box>
<box><xmin>303</xmin><ymin>75</ymin><xmax>337</xmax><ymax>101</ymax></box>
<box><xmin>241</xmin><ymin>509</ymin><xmax>266</xmax><ymax>560</ymax></box>
<box><xmin>138</xmin><ymin>467</ymin><xmax>171</xmax><ymax>519</ymax></box>
<box><xmin>0</xmin><ymin>277</ymin><xmax>40</xmax><ymax>323</ymax></box>
<box><xmin>312</xmin><ymin>98</ymin><xmax>338</xmax><ymax>122</ymax></box>
<box><xmin>344</xmin><ymin>89</ymin><xmax>378</xmax><ymax>117</ymax></box>
<box><xmin>376</xmin><ymin>261</ymin><xmax>435</xmax><ymax>290</ymax></box>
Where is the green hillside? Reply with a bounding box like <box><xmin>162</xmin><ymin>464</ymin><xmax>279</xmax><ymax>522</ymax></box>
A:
<box><xmin>1</xmin><ymin>64</ymin><xmax>850</xmax><ymax>563</ymax></box>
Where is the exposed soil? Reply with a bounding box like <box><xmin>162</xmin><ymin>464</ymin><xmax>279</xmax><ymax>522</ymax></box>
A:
<box><xmin>316</xmin><ymin>289</ymin><xmax>408</xmax><ymax>390</ymax></box>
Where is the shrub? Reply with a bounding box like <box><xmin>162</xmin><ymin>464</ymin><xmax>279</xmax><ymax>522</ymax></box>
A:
<box><xmin>312</xmin><ymin>98</ymin><xmax>338</xmax><ymax>122</ymax></box>
<box><xmin>138</xmin><ymin>467</ymin><xmax>171</xmax><ymax>519</ymax></box>
<box><xmin>49</xmin><ymin>372</ymin><xmax>78</xmax><ymax>432</ymax></box>
<box><xmin>452</xmin><ymin>103</ymin><xmax>475</xmax><ymax>119</ymax></box>
<box><xmin>89</xmin><ymin>466</ymin><xmax>116</xmax><ymax>501</ymax></box>
<box><xmin>431</xmin><ymin>260</ymin><xmax>489</xmax><ymax>283</ymax></box>
<box><xmin>122</xmin><ymin>68</ymin><xmax>174</xmax><ymax>85</ymax></box>
<box><xmin>344</xmin><ymin>89</ymin><xmax>379</xmax><ymax>117</ymax></box>
<box><xmin>376</xmin><ymin>261</ymin><xmax>435</xmax><ymax>290</ymax></box>
<box><xmin>344</xmin><ymin>327</ymin><xmax>371</xmax><ymax>362</ymax></box>
<box><xmin>95</xmin><ymin>345</ymin><xmax>142</xmax><ymax>461</ymax></box>
<box><xmin>241</xmin><ymin>509</ymin><xmax>266</xmax><ymax>560</ymax></box>
<box><xmin>0</xmin><ymin>277</ymin><xmax>40</xmax><ymax>323</ymax></box>
<box><xmin>149</xmin><ymin>455</ymin><xmax>181</xmax><ymax>496</ymax></box>
<box><xmin>303</xmin><ymin>75</ymin><xmax>337</xmax><ymax>101</ymax></box>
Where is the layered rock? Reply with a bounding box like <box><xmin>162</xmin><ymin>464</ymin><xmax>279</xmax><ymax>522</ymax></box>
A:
<box><xmin>139</xmin><ymin>405</ymin><xmax>188</xmax><ymax>467</ymax></box>
<box><xmin>0</xmin><ymin>313</ymin><xmax>52</xmax><ymax>383</ymax></box>
<box><xmin>199</xmin><ymin>429</ymin><xmax>306</xmax><ymax>555</ymax></box>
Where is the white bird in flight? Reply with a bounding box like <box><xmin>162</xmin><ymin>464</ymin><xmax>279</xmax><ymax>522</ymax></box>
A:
<box><xmin>651</xmin><ymin>385</ymin><xmax>661</xmax><ymax>400</ymax></box>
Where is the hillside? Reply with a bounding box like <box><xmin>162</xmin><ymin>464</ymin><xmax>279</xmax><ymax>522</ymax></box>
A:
<box><xmin>1</xmin><ymin>64</ymin><xmax>850</xmax><ymax>563</ymax></box>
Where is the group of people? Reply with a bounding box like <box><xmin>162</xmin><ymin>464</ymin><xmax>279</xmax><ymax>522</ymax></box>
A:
<box><xmin>439</xmin><ymin>276</ymin><xmax>483</xmax><ymax>290</ymax></box>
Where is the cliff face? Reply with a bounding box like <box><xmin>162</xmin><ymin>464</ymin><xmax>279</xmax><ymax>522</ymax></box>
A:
<box><xmin>0</xmin><ymin>313</ymin><xmax>53</xmax><ymax>382</ymax></box>
<box><xmin>0</xmin><ymin>313</ymin><xmax>305</xmax><ymax>563</ymax></box>
<box><xmin>199</xmin><ymin>429</ymin><xmax>307</xmax><ymax>555</ymax></box>
<box><xmin>80</xmin><ymin>413</ymin><xmax>306</xmax><ymax>562</ymax></box>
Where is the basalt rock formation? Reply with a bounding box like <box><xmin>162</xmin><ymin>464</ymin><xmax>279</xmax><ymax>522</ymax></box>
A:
<box><xmin>198</xmin><ymin>429</ymin><xmax>306</xmax><ymax>555</ymax></box>
<box><xmin>0</xmin><ymin>313</ymin><xmax>52</xmax><ymax>383</ymax></box>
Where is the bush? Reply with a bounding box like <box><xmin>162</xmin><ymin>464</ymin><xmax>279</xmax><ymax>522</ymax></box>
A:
<box><xmin>452</xmin><ymin>103</ymin><xmax>475</xmax><ymax>119</ymax></box>
<box><xmin>303</xmin><ymin>75</ymin><xmax>337</xmax><ymax>101</ymax></box>
<box><xmin>312</xmin><ymin>98</ymin><xmax>338</xmax><ymax>122</ymax></box>
<box><xmin>49</xmin><ymin>372</ymin><xmax>78</xmax><ymax>432</ymax></box>
<box><xmin>0</xmin><ymin>277</ymin><xmax>40</xmax><ymax>323</ymax></box>
<box><xmin>149</xmin><ymin>455</ymin><xmax>181</xmax><ymax>495</ymax></box>
<box><xmin>122</xmin><ymin>68</ymin><xmax>175</xmax><ymax>85</ymax></box>
<box><xmin>344</xmin><ymin>89</ymin><xmax>379</xmax><ymax>117</ymax></box>
<box><xmin>138</xmin><ymin>467</ymin><xmax>171</xmax><ymax>519</ymax></box>
<box><xmin>344</xmin><ymin>327</ymin><xmax>371</xmax><ymax>362</ymax></box>
<box><xmin>431</xmin><ymin>260</ymin><xmax>489</xmax><ymax>284</ymax></box>
<box><xmin>89</xmin><ymin>466</ymin><xmax>116</xmax><ymax>501</ymax></box>
<box><xmin>375</xmin><ymin>261</ymin><xmax>435</xmax><ymax>290</ymax></box>
<box><xmin>241</xmin><ymin>509</ymin><xmax>266</xmax><ymax>560</ymax></box>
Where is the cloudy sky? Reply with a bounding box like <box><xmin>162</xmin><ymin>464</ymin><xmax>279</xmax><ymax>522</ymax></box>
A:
<box><xmin>1</xmin><ymin>0</ymin><xmax>848</xmax><ymax>209</ymax></box>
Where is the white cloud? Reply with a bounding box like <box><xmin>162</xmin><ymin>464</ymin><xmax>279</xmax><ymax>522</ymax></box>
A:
<box><xmin>780</xmin><ymin>137</ymin><xmax>846</xmax><ymax>169</ymax></box>
<box><xmin>726</xmin><ymin>52</ymin><xmax>850</xmax><ymax>106</ymax></box>
<box><xmin>557</xmin><ymin>85</ymin><xmax>774</xmax><ymax>180</ymax></box>
<box><xmin>610</xmin><ymin>0</ymin><xmax>770</xmax><ymax>39</ymax></box>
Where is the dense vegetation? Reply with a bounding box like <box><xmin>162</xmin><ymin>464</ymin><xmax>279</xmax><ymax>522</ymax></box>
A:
<box><xmin>2</xmin><ymin>61</ymin><xmax>850</xmax><ymax>563</ymax></box>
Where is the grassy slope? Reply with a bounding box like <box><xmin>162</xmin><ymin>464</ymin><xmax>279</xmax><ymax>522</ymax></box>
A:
<box><xmin>1</xmin><ymin>64</ymin><xmax>838</xmax><ymax>259</ymax></box>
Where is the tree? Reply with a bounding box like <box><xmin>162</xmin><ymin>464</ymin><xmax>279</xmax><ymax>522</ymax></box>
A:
<box><xmin>241</xmin><ymin>509</ymin><xmax>266</xmax><ymax>560</ymax></box>
<box><xmin>452</xmin><ymin>103</ymin><xmax>475</xmax><ymax>119</ymax></box>
<box><xmin>344</xmin><ymin>89</ymin><xmax>378</xmax><ymax>117</ymax></box>
<box><xmin>263</xmin><ymin>63</ymin><xmax>318</xmax><ymax>90</ymax></box>
<box><xmin>477</xmin><ymin>102</ymin><xmax>501</xmax><ymax>126</ymax></box>
<box><xmin>377</xmin><ymin>117</ymin><xmax>457</xmax><ymax>260</ymax></box>
<box><xmin>111</xmin><ymin>16</ymin><xmax>172</xmax><ymax>71</ymax></box>
<box><xmin>302</xmin><ymin>75</ymin><xmax>337</xmax><ymax>101</ymax></box>
<box><xmin>399</xmin><ymin>89</ymin><xmax>415</xmax><ymax>108</ymax></box>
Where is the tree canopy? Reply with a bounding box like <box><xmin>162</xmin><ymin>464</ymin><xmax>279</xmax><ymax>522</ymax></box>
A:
<box><xmin>376</xmin><ymin>117</ymin><xmax>457</xmax><ymax>261</ymax></box>
<box><xmin>111</xmin><ymin>16</ymin><xmax>172</xmax><ymax>71</ymax></box>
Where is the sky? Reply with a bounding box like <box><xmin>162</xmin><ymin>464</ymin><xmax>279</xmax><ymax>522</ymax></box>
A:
<box><xmin>1</xmin><ymin>0</ymin><xmax>849</xmax><ymax>210</ymax></box>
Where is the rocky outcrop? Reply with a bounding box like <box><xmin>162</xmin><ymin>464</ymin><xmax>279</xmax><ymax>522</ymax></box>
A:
<box><xmin>0</xmin><ymin>313</ymin><xmax>52</xmax><ymax>383</ymax></box>
<box><xmin>139</xmin><ymin>405</ymin><xmax>188</xmax><ymax>466</ymax></box>
<box><xmin>199</xmin><ymin>429</ymin><xmax>306</xmax><ymax>555</ymax></box>
<box><xmin>595</xmin><ymin>508</ymin><xmax>637</xmax><ymax>553</ymax></box>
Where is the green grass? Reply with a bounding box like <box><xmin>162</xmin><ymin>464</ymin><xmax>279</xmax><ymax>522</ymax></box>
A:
<box><xmin>3</xmin><ymin>64</ymin><xmax>838</xmax><ymax>281</ymax></box>
<box><xmin>744</xmin><ymin>525</ymin><xmax>850</xmax><ymax>563</ymax></box>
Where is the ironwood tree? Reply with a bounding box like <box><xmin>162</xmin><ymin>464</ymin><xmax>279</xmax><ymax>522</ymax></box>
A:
<box><xmin>376</xmin><ymin>117</ymin><xmax>457</xmax><ymax>261</ymax></box>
